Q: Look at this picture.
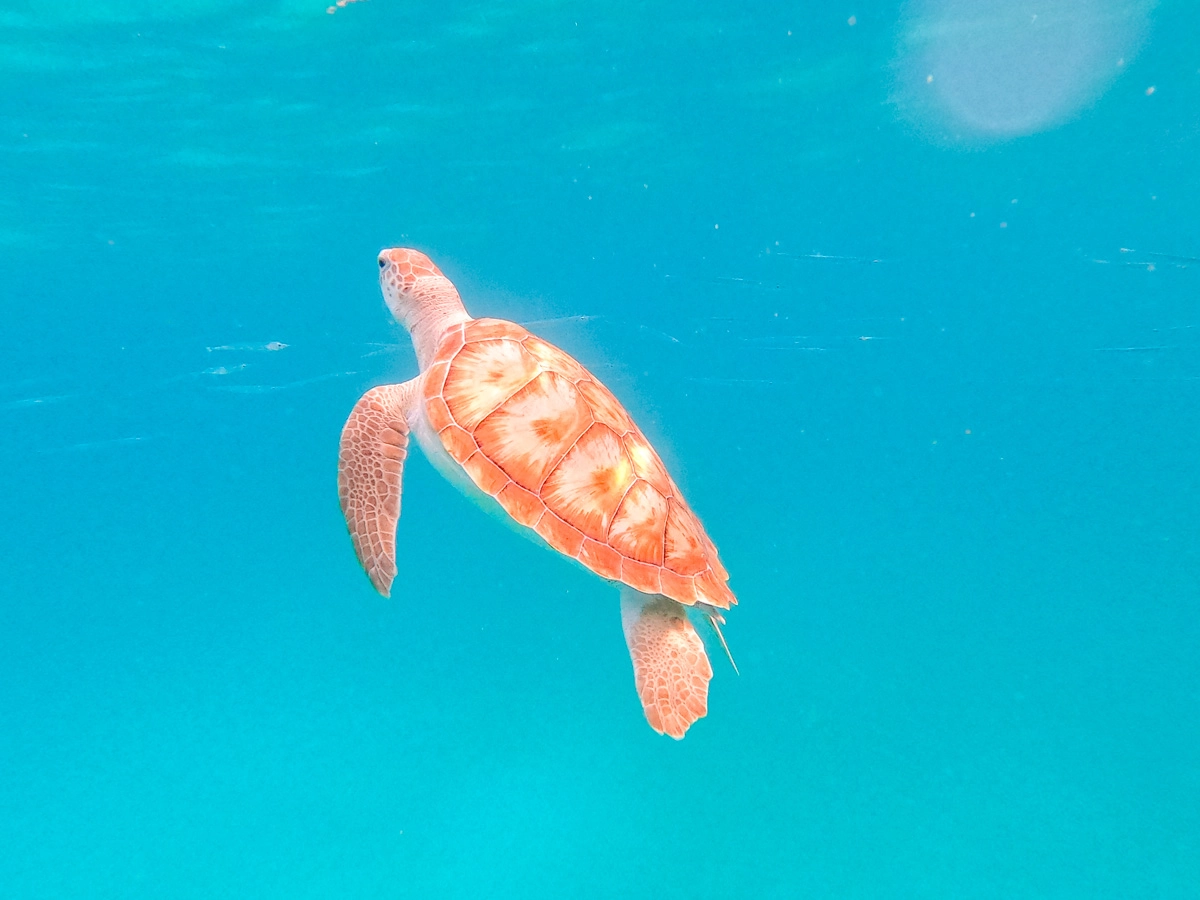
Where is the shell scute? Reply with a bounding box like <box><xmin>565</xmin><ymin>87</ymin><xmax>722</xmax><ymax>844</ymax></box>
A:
<box><xmin>496</xmin><ymin>481</ymin><xmax>543</xmax><ymax>527</ymax></box>
<box><xmin>576</xmin><ymin>379</ymin><xmax>635</xmax><ymax>435</ymax></box>
<box><xmin>462</xmin><ymin>451</ymin><xmax>509</xmax><ymax>496</ymax></box>
<box><xmin>579</xmin><ymin>538</ymin><xmax>623</xmax><ymax>581</ymax></box>
<box><xmin>623</xmin><ymin>434</ymin><xmax>673</xmax><ymax>497</ymax></box>
<box><xmin>439</xmin><ymin>424</ymin><xmax>477</xmax><ymax>464</ymax></box>
<box><xmin>463</xmin><ymin>317</ymin><xmax>528</xmax><ymax>343</ymax></box>
<box><xmin>425</xmin><ymin>360</ymin><xmax>451</xmax><ymax>398</ymax></box>
<box><xmin>534</xmin><ymin>511</ymin><xmax>585</xmax><ymax>557</ymax></box>
<box><xmin>426</xmin><ymin>395</ymin><xmax>453</xmax><ymax>432</ymax></box>
<box><xmin>659</xmin><ymin>569</ymin><xmax>698</xmax><ymax>605</ymax></box>
<box><xmin>540</xmin><ymin>423</ymin><xmax>635</xmax><ymax>541</ymax></box>
<box><xmin>609</xmin><ymin>479</ymin><xmax>668</xmax><ymax>565</ymax></box>
<box><xmin>663</xmin><ymin>498</ymin><xmax>708</xmax><ymax>576</ymax></box>
<box><xmin>621</xmin><ymin>558</ymin><xmax>662</xmax><ymax>595</ymax></box>
<box><xmin>474</xmin><ymin>371</ymin><xmax>592</xmax><ymax>488</ymax></box>
<box><xmin>708</xmin><ymin>551</ymin><xmax>729</xmax><ymax>582</ymax></box>
<box><xmin>443</xmin><ymin>338</ymin><xmax>540</xmax><ymax>429</ymax></box>
<box><xmin>522</xmin><ymin>333</ymin><xmax>589</xmax><ymax>382</ymax></box>
<box><xmin>431</xmin><ymin>326</ymin><xmax>467</xmax><ymax>371</ymax></box>
<box><xmin>695</xmin><ymin>567</ymin><xmax>737</xmax><ymax>608</ymax></box>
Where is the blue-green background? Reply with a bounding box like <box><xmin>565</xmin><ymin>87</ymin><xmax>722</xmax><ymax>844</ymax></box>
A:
<box><xmin>2</xmin><ymin>1</ymin><xmax>1197</xmax><ymax>896</ymax></box>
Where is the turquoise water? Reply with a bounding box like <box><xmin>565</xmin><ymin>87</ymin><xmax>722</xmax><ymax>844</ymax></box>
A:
<box><xmin>2</xmin><ymin>1</ymin><xmax>1198</xmax><ymax>896</ymax></box>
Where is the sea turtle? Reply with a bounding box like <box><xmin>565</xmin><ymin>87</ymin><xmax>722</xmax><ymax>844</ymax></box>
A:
<box><xmin>338</xmin><ymin>248</ymin><xmax>738</xmax><ymax>739</ymax></box>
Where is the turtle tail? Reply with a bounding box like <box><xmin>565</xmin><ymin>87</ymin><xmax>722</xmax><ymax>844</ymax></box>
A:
<box><xmin>706</xmin><ymin>612</ymin><xmax>739</xmax><ymax>675</ymax></box>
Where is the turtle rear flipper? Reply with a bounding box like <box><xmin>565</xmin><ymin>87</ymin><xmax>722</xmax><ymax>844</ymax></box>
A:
<box><xmin>620</xmin><ymin>588</ymin><xmax>713</xmax><ymax>740</ymax></box>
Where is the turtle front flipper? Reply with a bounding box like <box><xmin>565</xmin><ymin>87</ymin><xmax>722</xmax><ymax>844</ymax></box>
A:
<box><xmin>338</xmin><ymin>379</ymin><xmax>419</xmax><ymax>596</ymax></box>
<box><xmin>620</xmin><ymin>588</ymin><xmax>714</xmax><ymax>739</ymax></box>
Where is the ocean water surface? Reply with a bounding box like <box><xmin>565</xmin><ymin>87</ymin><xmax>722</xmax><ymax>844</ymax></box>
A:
<box><xmin>1</xmin><ymin>1</ymin><xmax>1197</xmax><ymax>896</ymax></box>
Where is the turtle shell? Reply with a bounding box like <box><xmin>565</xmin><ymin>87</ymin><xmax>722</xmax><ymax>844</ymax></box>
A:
<box><xmin>424</xmin><ymin>317</ymin><xmax>735</xmax><ymax>610</ymax></box>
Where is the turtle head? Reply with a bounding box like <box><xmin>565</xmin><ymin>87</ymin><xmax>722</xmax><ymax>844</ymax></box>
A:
<box><xmin>377</xmin><ymin>248</ymin><xmax>451</xmax><ymax>325</ymax></box>
<box><xmin>377</xmin><ymin>247</ymin><xmax>470</xmax><ymax>368</ymax></box>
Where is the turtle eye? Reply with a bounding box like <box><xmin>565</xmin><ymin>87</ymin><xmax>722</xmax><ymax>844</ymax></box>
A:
<box><xmin>378</xmin><ymin>258</ymin><xmax>387</xmax><ymax>268</ymax></box>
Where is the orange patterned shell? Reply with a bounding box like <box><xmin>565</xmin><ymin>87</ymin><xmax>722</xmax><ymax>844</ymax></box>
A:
<box><xmin>425</xmin><ymin>318</ymin><xmax>736</xmax><ymax>610</ymax></box>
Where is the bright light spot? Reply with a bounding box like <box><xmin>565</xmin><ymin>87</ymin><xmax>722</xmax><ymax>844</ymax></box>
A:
<box><xmin>892</xmin><ymin>0</ymin><xmax>1151</xmax><ymax>144</ymax></box>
